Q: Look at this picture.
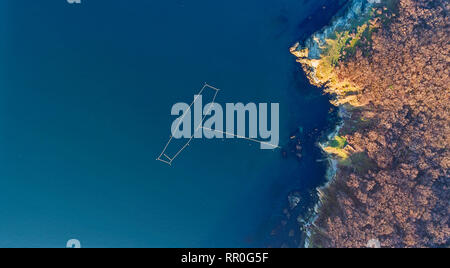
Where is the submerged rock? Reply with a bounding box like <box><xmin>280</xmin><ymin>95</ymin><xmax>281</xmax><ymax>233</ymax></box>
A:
<box><xmin>288</xmin><ymin>192</ymin><xmax>302</xmax><ymax>210</ymax></box>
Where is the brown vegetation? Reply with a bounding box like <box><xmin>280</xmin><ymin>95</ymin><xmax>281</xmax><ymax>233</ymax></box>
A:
<box><xmin>311</xmin><ymin>0</ymin><xmax>450</xmax><ymax>248</ymax></box>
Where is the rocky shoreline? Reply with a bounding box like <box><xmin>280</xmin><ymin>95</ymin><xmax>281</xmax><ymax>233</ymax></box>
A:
<box><xmin>292</xmin><ymin>0</ymin><xmax>449</xmax><ymax>248</ymax></box>
<box><xmin>291</xmin><ymin>0</ymin><xmax>382</xmax><ymax>248</ymax></box>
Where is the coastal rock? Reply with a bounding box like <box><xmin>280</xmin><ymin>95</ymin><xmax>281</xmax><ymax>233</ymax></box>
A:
<box><xmin>290</xmin><ymin>0</ymin><xmax>379</xmax><ymax>95</ymax></box>
<box><xmin>289</xmin><ymin>43</ymin><xmax>308</xmax><ymax>58</ymax></box>
<box><xmin>288</xmin><ymin>192</ymin><xmax>302</xmax><ymax>210</ymax></box>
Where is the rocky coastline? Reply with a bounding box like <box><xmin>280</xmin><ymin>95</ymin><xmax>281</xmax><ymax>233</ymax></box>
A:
<box><xmin>292</xmin><ymin>0</ymin><xmax>449</xmax><ymax>248</ymax></box>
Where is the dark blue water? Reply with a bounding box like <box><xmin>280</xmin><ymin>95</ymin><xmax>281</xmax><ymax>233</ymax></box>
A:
<box><xmin>0</xmin><ymin>0</ymin><xmax>346</xmax><ymax>247</ymax></box>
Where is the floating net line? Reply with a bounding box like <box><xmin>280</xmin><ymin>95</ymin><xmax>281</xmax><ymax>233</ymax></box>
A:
<box><xmin>157</xmin><ymin>83</ymin><xmax>279</xmax><ymax>166</ymax></box>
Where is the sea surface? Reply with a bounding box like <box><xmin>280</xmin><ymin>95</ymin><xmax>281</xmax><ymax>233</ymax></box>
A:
<box><xmin>0</xmin><ymin>0</ymin><xmax>347</xmax><ymax>247</ymax></box>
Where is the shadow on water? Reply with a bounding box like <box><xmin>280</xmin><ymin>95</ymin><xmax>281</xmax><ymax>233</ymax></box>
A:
<box><xmin>0</xmin><ymin>0</ymin><xmax>350</xmax><ymax>248</ymax></box>
<box><xmin>254</xmin><ymin>0</ymin><xmax>350</xmax><ymax>248</ymax></box>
